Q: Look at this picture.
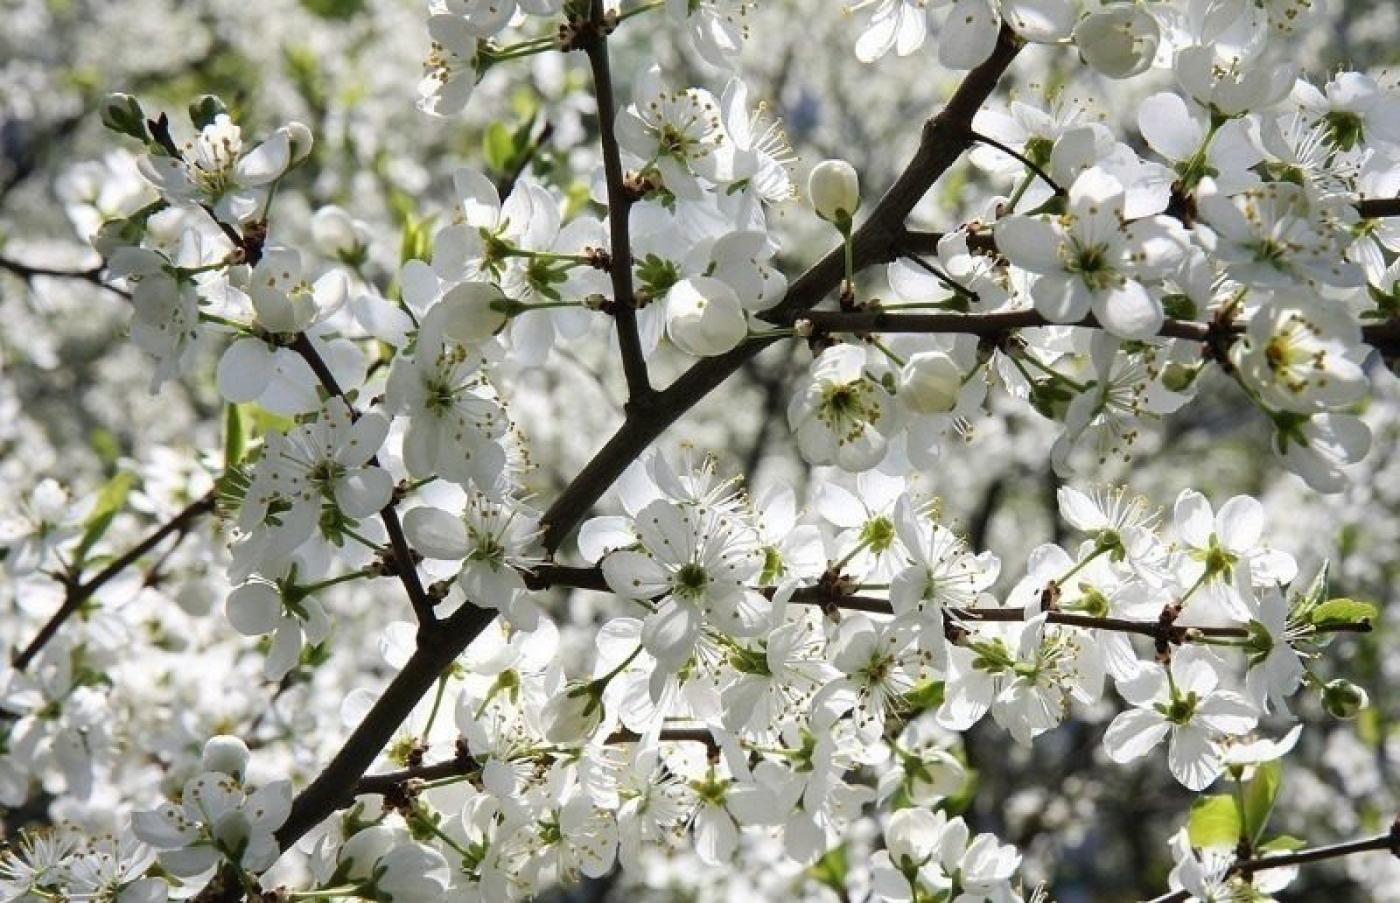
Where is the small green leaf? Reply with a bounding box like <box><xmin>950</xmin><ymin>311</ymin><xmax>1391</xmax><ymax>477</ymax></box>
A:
<box><xmin>75</xmin><ymin>471</ymin><xmax>135</xmax><ymax>566</ymax></box>
<box><xmin>224</xmin><ymin>403</ymin><xmax>248</xmax><ymax>469</ymax></box>
<box><xmin>299</xmin><ymin>0</ymin><xmax>366</xmax><ymax>19</ymax></box>
<box><xmin>399</xmin><ymin>212</ymin><xmax>435</xmax><ymax>265</ymax></box>
<box><xmin>1309</xmin><ymin>597</ymin><xmax>1377</xmax><ymax>628</ymax></box>
<box><xmin>902</xmin><ymin>680</ymin><xmax>945</xmax><ymax>712</ymax></box>
<box><xmin>1241</xmin><ymin>760</ymin><xmax>1281</xmax><ymax>846</ymax></box>
<box><xmin>1258</xmin><ymin>834</ymin><xmax>1306</xmax><ymax>853</ymax></box>
<box><xmin>483</xmin><ymin>122</ymin><xmax>516</xmax><ymax>174</ymax></box>
<box><xmin>1187</xmin><ymin>794</ymin><xmax>1242</xmax><ymax>849</ymax></box>
<box><xmin>805</xmin><ymin>843</ymin><xmax>848</xmax><ymax>895</ymax></box>
<box><xmin>188</xmin><ymin>95</ymin><xmax>228</xmax><ymax>130</ymax></box>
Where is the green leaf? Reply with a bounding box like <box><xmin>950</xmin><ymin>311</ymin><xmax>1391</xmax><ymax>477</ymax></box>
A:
<box><xmin>902</xmin><ymin>680</ymin><xmax>945</xmax><ymax>712</ymax></box>
<box><xmin>805</xmin><ymin>843</ymin><xmax>848</xmax><ymax>895</ymax></box>
<box><xmin>224</xmin><ymin>403</ymin><xmax>248</xmax><ymax>469</ymax></box>
<box><xmin>1309</xmin><ymin>597</ymin><xmax>1378</xmax><ymax>628</ymax></box>
<box><xmin>1187</xmin><ymin>794</ymin><xmax>1242</xmax><ymax>849</ymax></box>
<box><xmin>299</xmin><ymin>0</ymin><xmax>366</xmax><ymax>19</ymax></box>
<box><xmin>75</xmin><ymin>471</ymin><xmax>135</xmax><ymax>566</ymax></box>
<box><xmin>399</xmin><ymin>212</ymin><xmax>435</xmax><ymax>265</ymax></box>
<box><xmin>1241</xmin><ymin>760</ymin><xmax>1281</xmax><ymax>846</ymax></box>
<box><xmin>1258</xmin><ymin>834</ymin><xmax>1307</xmax><ymax>853</ymax></box>
<box><xmin>188</xmin><ymin>95</ymin><xmax>228</xmax><ymax>130</ymax></box>
<box><xmin>483</xmin><ymin>122</ymin><xmax>516</xmax><ymax>174</ymax></box>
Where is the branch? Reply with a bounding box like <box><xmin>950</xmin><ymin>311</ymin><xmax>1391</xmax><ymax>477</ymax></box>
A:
<box><xmin>354</xmin><ymin>726</ymin><xmax>718</xmax><ymax>796</ymax></box>
<box><xmin>800</xmin><ymin>308</ymin><xmax>1216</xmax><ymax>342</ymax></box>
<box><xmin>0</xmin><ymin>253</ymin><xmax>132</xmax><ymax>299</ymax></box>
<box><xmin>540</xmin><ymin>26</ymin><xmax>1027</xmax><ymax>552</ymax></box>
<box><xmin>220</xmin><ymin>28</ymin><xmax>1033</xmax><ymax>893</ymax></box>
<box><xmin>274</xmin><ymin>602</ymin><xmax>495</xmax><ymax>846</ymax></box>
<box><xmin>784</xmin><ymin>590</ymin><xmax>1372</xmax><ymax>642</ymax></box>
<box><xmin>1145</xmin><ymin>818</ymin><xmax>1400</xmax><ymax>903</ymax></box>
<box><xmin>1356</xmin><ymin>197</ymin><xmax>1400</xmax><ymax>218</ymax></box>
<box><xmin>288</xmin><ymin>334</ymin><xmax>435</xmax><ymax>625</ymax></box>
<box><xmin>582</xmin><ymin>0</ymin><xmax>652</xmax><ymax>404</ymax></box>
<box><xmin>798</xmin><ymin>285</ymin><xmax>1400</xmax><ymax>361</ymax></box>
<box><xmin>11</xmin><ymin>490</ymin><xmax>217</xmax><ymax>671</ymax></box>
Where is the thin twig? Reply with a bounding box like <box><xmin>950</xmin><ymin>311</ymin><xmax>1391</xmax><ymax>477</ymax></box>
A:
<box><xmin>967</xmin><ymin>127</ymin><xmax>1062</xmax><ymax>195</ymax></box>
<box><xmin>11</xmin><ymin>490</ymin><xmax>217</xmax><ymax>670</ymax></box>
<box><xmin>288</xmin><ymin>333</ymin><xmax>436</xmax><ymax>625</ymax></box>
<box><xmin>1144</xmin><ymin>821</ymin><xmax>1400</xmax><ymax>903</ymax></box>
<box><xmin>582</xmin><ymin>0</ymin><xmax>651</xmax><ymax>404</ymax></box>
<box><xmin>0</xmin><ymin>254</ymin><xmax>132</xmax><ymax>299</ymax></box>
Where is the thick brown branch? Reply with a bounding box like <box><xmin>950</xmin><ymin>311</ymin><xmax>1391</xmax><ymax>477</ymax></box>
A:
<box><xmin>275</xmin><ymin>603</ymin><xmax>495</xmax><ymax>846</ymax></box>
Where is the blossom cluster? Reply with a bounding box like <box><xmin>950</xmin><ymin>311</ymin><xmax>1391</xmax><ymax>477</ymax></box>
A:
<box><xmin>2</xmin><ymin>0</ymin><xmax>1399</xmax><ymax>900</ymax></box>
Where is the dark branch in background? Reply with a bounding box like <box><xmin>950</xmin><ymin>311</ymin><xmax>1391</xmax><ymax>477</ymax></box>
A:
<box><xmin>801</xmin><ymin>308</ymin><xmax>1217</xmax><ymax>342</ymax></box>
<box><xmin>582</xmin><ymin>0</ymin><xmax>652</xmax><ymax>404</ymax></box>
<box><xmin>493</xmin><ymin>120</ymin><xmax>555</xmax><ymax>201</ymax></box>
<box><xmin>1145</xmin><ymin>819</ymin><xmax>1400</xmax><ymax>903</ymax></box>
<box><xmin>541</xmin><ymin>25</ymin><xmax>1028</xmax><ymax>553</ymax></box>
<box><xmin>288</xmin><ymin>334</ymin><xmax>436</xmax><ymax>626</ymax></box>
<box><xmin>800</xmin><ymin>301</ymin><xmax>1400</xmax><ymax>356</ymax></box>
<box><xmin>0</xmin><ymin>254</ymin><xmax>132</xmax><ymax>299</ymax></box>
<box><xmin>11</xmin><ymin>490</ymin><xmax>217</xmax><ymax>671</ymax></box>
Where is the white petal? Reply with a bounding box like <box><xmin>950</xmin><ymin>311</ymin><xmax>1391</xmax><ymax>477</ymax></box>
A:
<box><xmin>403</xmin><ymin>506</ymin><xmax>471</xmax><ymax>559</ymax></box>
<box><xmin>1103</xmin><ymin>708</ymin><xmax>1170</xmax><ymax>762</ymax></box>
<box><xmin>227</xmin><ymin>582</ymin><xmax>282</xmax><ymax>636</ymax></box>
<box><xmin>217</xmin><ymin>338</ymin><xmax>275</xmax><ymax>403</ymax></box>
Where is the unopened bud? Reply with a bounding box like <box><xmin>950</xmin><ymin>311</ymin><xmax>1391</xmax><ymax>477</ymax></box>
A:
<box><xmin>541</xmin><ymin>681</ymin><xmax>604</xmax><ymax>743</ymax></box>
<box><xmin>808</xmin><ymin>159</ymin><xmax>860</xmax><ymax>228</ymax></box>
<box><xmin>1161</xmin><ymin>362</ymin><xmax>1200</xmax><ymax>393</ymax></box>
<box><xmin>1322</xmin><ymin>679</ymin><xmax>1369</xmax><ymax>720</ymax></box>
<box><xmin>100</xmin><ymin>93</ymin><xmax>149</xmax><ymax>142</ymax></box>
<box><xmin>285</xmin><ymin>121</ymin><xmax>315</xmax><ymax>166</ymax></box>
<box><xmin>201</xmin><ymin>734</ymin><xmax>251</xmax><ymax>779</ymax></box>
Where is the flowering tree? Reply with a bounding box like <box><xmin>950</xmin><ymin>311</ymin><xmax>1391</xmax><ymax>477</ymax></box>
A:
<box><xmin>5</xmin><ymin>0</ymin><xmax>1400</xmax><ymax>899</ymax></box>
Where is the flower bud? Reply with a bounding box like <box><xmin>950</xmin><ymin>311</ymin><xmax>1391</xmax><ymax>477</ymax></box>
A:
<box><xmin>1073</xmin><ymin>4</ymin><xmax>1160</xmax><ymax>79</ymax></box>
<box><xmin>201</xmin><ymin>735</ymin><xmax>251</xmax><ymax>778</ymax></box>
<box><xmin>542</xmin><ymin>681</ymin><xmax>604</xmax><ymax>743</ymax></box>
<box><xmin>339</xmin><ymin>825</ymin><xmax>396</xmax><ymax>882</ymax></box>
<box><xmin>101</xmin><ymin>93</ymin><xmax>149</xmax><ymax>142</ymax></box>
<box><xmin>808</xmin><ymin>159</ymin><xmax>860</xmax><ymax>227</ymax></box>
<box><xmin>1160</xmin><ymin>362</ymin><xmax>1200</xmax><ymax>393</ymax></box>
<box><xmin>665</xmin><ymin>276</ymin><xmax>748</xmax><ymax>357</ymax></box>
<box><xmin>899</xmin><ymin>351</ymin><xmax>964</xmax><ymax>414</ymax></box>
<box><xmin>1321</xmin><ymin>679</ymin><xmax>1369</xmax><ymax>720</ymax></box>
<box><xmin>311</xmin><ymin>205</ymin><xmax>370</xmax><ymax>263</ymax></box>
